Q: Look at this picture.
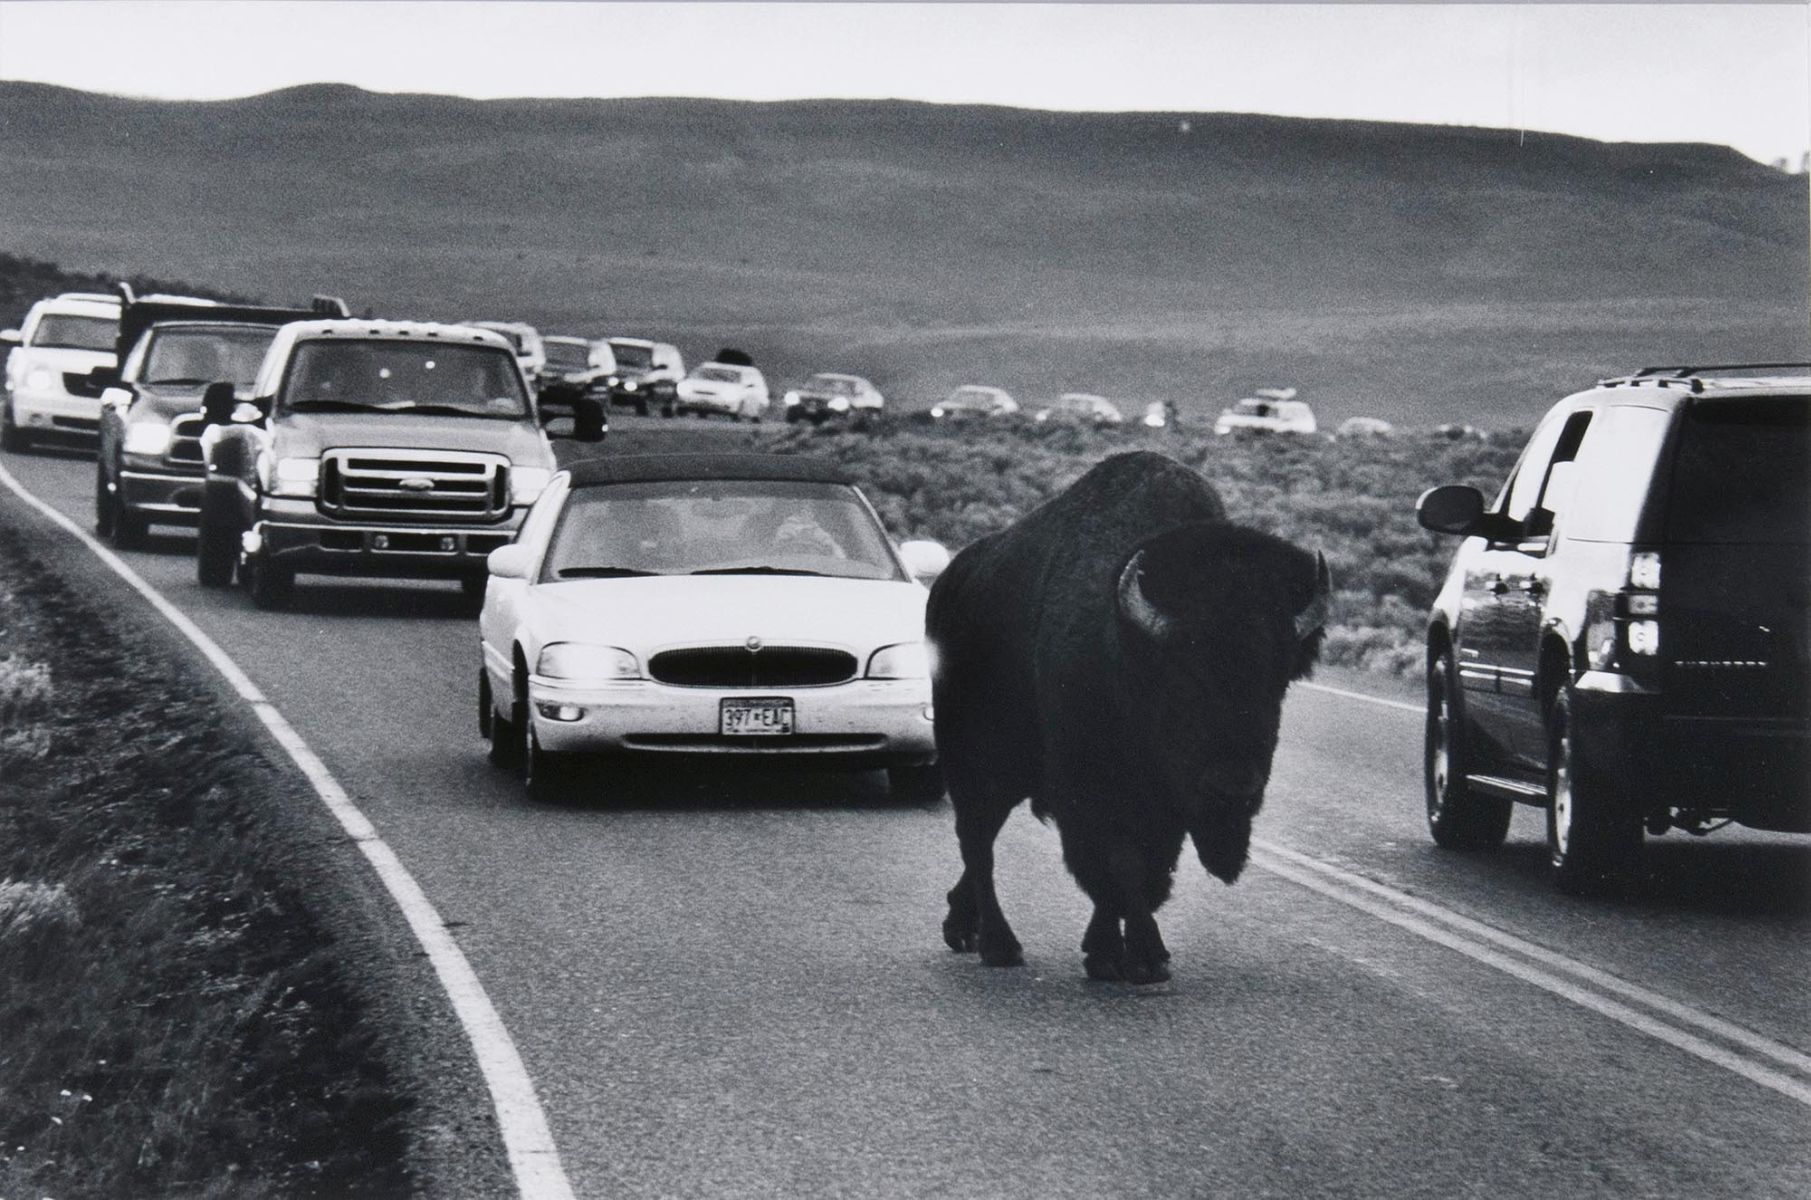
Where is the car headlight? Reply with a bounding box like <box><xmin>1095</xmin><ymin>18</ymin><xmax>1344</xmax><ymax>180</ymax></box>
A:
<box><xmin>621</xmin><ymin>379</ymin><xmax>638</xmax><ymax>392</ymax></box>
<box><xmin>26</xmin><ymin>368</ymin><xmax>53</xmax><ymax>392</ymax></box>
<box><xmin>929</xmin><ymin>406</ymin><xmax>945</xmax><ymax>418</ymax></box>
<box><xmin>783</xmin><ymin>391</ymin><xmax>800</xmax><ymax>406</ymax></box>
<box><xmin>867</xmin><ymin>641</ymin><xmax>931</xmax><ymax>679</ymax></box>
<box><xmin>122</xmin><ymin>420</ymin><xmax>173</xmax><ymax>456</ymax></box>
<box><xmin>511</xmin><ymin>466</ymin><xmax>552</xmax><ymax>505</ymax></box>
<box><xmin>536</xmin><ymin>642</ymin><xmax>641</xmax><ymax>681</ymax></box>
<box><xmin>829</xmin><ymin>396</ymin><xmax>850</xmax><ymax>411</ymax></box>
<box><xmin>267</xmin><ymin>455</ymin><xmax>320</xmax><ymax>497</ymax></box>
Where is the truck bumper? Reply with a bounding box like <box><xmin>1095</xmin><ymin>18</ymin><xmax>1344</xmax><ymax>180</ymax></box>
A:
<box><xmin>253</xmin><ymin>503</ymin><xmax>524</xmax><ymax>581</ymax></box>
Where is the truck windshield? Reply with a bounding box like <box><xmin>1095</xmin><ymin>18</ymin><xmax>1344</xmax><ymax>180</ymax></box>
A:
<box><xmin>32</xmin><ymin>314</ymin><xmax>117</xmax><ymax>351</ymax></box>
<box><xmin>611</xmin><ymin>342</ymin><xmax>654</xmax><ymax>369</ymax></box>
<box><xmin>142</xmin><ymin>326</ymin><xmax>277</xmax><ymax>386</ymax></box>
<box><xmin>1667</xmin><ymin>398</ymin><xmax>1810</xmax><ymax>545</ymax></box>
<box><xmin>543</xmin><ymin>341</ymin><xmax>590</xmax><ymax>371</ymax></box>
<box><xmin>281</xmin><ymin>342</ymin><xmax>529</xmax><ymax>418</ymax></box>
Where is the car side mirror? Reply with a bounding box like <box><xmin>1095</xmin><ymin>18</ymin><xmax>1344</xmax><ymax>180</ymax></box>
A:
<box><xmin>488</xmin><ymin>543</ymin><xmax>533</xmax><ymax>579</ymax></box>
<box><xmin>100</xmin><ymin>386</ymin><xmax>133</xmax><ymax>409</ymax></box>
<box><xmin>1416</xmin><ymin>485</ymin><xmax>1488</xmax><ymax>535</ymax></box>
<box><xmin>0</xmin><ymin>329</ymin><xmax>19</xmax><ymax>346</ymax></box>
<box><xmin>199</xmin><ymin>381</ymin><xmax>238</xmax><ymax>427</ymax></box>
<box><xmin>571</xmin><ymin>396</ymin><xmax>608</xmax><ymax>443</ymax></box>
<box><xmin>899</xmin><ymin>539</ymin><xmax>952</xmax><ymax>582</ymax></box>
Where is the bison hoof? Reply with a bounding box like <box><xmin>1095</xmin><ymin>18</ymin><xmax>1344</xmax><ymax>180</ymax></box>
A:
<box><xmin>979</xmin><ymin>937</ymin><xmax>1024</xmax><ymax>968</ymax></box>
<box><xmin>1083</xmin><ymin>954</ymin><xmax>1123</xmax><ymax>982</ymax></box>
<box><xmin>943</xmin><ymin>922</ymin><xmax>978</xmax><ymax>954</ymax></box>
<box><xmin>1122</xmin><ymin>959</ymin><xmax>1171</xmax><ymax>985</ymax></box>
<box><xmin>1084</xmin><ymin>954</ymin><xmax>1171</xmax><ymax>985</ymax></box>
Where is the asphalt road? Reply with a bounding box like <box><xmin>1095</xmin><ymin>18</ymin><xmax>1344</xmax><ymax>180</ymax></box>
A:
<box><xmin>5</xmin><ymin>423</ymin><xmax>1808</xmax><ymax>1199</ymax></box>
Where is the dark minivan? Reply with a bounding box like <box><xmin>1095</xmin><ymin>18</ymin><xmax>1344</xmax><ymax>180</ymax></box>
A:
<box><xmin>1416</xmin><ymin>364</ymin><xmax>1808</xmax><ymax>894</ymax></box>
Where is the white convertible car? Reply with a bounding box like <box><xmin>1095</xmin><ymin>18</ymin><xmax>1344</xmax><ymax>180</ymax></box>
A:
<box><xmin>478</xmin><ymin>454</ymin><xmax>951</xmax><ymax>801</ymax></box>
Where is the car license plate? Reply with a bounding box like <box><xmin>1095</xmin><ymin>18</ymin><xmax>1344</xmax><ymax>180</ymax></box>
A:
<box><xmin>721</xmin><ymin>698</ymin><xmax>794</xmax><ymax>736</ymax></box>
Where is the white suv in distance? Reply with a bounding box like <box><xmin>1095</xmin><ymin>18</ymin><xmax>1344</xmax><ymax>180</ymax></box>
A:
<box><xmin>1213</xmin><ymin>388</ymin><xmax>1317</xmax><ymax>436</ymax></box>
<box><xmin>2</xmin><ymin>291</ymin><xmax>124</xmax><ymax>451</ymax></box>
<box><xmin>675</xmin><ymin>362</ymin><xmax>770</xmax><ymax>421</ymax></box>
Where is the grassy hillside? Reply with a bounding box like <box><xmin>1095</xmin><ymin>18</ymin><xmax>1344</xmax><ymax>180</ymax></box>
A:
<box><xmin>1</xmin><ymin>83</ymin><xmax>1804</xmax><ymax>426</ymax></box>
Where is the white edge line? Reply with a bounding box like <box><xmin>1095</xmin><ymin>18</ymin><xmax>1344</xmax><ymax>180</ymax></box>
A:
<box><xmin>0</xmin><ymin>462</ymin><xmax>575</xmax><ymax>1200</ymax></box>
<box><xmin>1250</xmin><ymin>845</ymin><xmax>1811</xmax><ymax>1108</ymax></box>
<box><xmin>1298</xmin><ymin>679</ymin><xmax>1423</xmax><ymax>713</ymax></box>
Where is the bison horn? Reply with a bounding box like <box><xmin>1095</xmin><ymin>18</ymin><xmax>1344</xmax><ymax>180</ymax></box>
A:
<box><xmin>1117</xmin><ymin>551</ymin><xmax>1174</xmax><ymax>641</ymax></box>
<box><xmin>1294</xmin><ymin>552</ymin><xmax>1331</xmax><ymax>641</ymax></box>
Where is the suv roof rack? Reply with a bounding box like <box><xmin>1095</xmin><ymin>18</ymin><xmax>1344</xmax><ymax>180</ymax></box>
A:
<box><xmin>1600</xmin><ymin>363</ymin><xmax>1811</xmax><ymax>394</ymax></box>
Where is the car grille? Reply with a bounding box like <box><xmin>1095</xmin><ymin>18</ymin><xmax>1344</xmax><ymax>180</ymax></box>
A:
<box><xmin>167</xmin><ymin>414</ymin><xmax>206</xmax><ymax>466</ymax></box>
<box><xmin>319</xmin><ymin>448</ymin><xmax>510</xmax><ymax>522</ymax></box>
<box><xmin>648</xmin><ymin>646</ymin><xmax>858</xmax><ymax>688</ymax></box>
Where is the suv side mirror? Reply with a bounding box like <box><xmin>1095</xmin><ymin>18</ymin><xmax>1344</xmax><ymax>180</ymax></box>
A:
<box><xmin>571</xmin><ymin>396</ymin><xmax>608</xmax><ymax>443</ymax></box>
<box><xmin>0</xmin><ymin>330</ymin><xmax>20</xmax><ymax>346</ymax></box>
<box><xmin>1416</xmin><ymin>485</ymin><xmax>1487</xmax><ymax>535</ymax></box>
<box><xmin>200</xmin><ymin>381</ymin><xmax>238</xmax><ymax>426</ymax></box>
<box><xmin>899</xmin><ymin>539</ymin><xmax>952</xmax><ymax>582</ymax></box>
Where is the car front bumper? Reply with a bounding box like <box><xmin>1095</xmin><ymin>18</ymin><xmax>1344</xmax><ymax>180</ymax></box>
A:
<box><xmin>10</xmin><ymin>385</ymin><xmax>101</xmax><ymax>437</ymax></box>
<box><xmin>526</xmin><ymin>674</ymin><xmax>938</xmax><ymax>765</ymax></box>
<box><xmin>120</xmin><ymin>466</ymin><xmax>205</xmax><ymax>523</ymax></box>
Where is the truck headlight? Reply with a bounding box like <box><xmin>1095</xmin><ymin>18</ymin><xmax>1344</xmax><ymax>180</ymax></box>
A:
<box><xmin>269</xmin><ymin>456</ymin><xmax>320</xmax><ymax>497</ymax></box>
<box><xmin>536</xmin><ymin>643</ymin><xmax>641</xmax><ymax>681</ymax></box>
<box><xmin>511</xmin><ymin>466</ymin><xmax>552</xmax><ymax>505</ymax></box>
<box><xmin>867</xmin><ymin>641</ymin><xmax>931</xmax><ymax>679</ymax></box>
<box><xmin>122</xmin><ymin>420</ymin><xmax>173</xmax><ymax>456</ymax></box>
<box><xmin>26</xmin><ymin>368</ymin><xmax>53</xmax><ymax>392</ymax></box>
<box><xmin>621</xmin><ymin>379</ymin><xmax>638</xmax><ymax>392</ymax></box>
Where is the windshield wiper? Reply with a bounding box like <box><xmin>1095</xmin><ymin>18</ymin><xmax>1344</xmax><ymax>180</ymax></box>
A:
<box><xmin>146</xmin><ymin>376</ymin><xmax>216</xmax><ymax>386</ymax></box>
<box><xmin>392</xmin><ymin>404</ymin><xmax>514</xmax><ymax>419</ymax></box>
<box><xmin>691</xmin><ymin>566</ymin><xmax>829</xmax><ymax>577</ymax></box>
<box><xmin>286</xmin><ymin>399</ymin><xmax>387</xmax><ymax>413</ymax></box>
<box><xmin>556</xmin><ymin>566</ymin><xmax>662</xmax><ymax>578</ymax></box>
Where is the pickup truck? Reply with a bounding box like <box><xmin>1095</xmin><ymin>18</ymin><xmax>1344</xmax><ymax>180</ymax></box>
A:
<box><xmin>195</xmin><ymin>319</ymin><xmax>604</xmax><ymax>608</ymax></box>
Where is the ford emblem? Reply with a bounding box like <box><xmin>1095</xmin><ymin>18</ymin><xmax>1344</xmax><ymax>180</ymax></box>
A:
<box><xmin>398</xmin><ymin>476</ymin><xmax>435</xmax><ymax>492</ymax></box>
<box><xmin>745</xmin><ymin>636</ymin><xmax>763</xmax><ymax>652</ymax></box>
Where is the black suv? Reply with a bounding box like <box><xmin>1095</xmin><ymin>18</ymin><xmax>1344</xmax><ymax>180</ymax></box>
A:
<box><xmin>1416</xmin><ymin>364</ymin><xmax>1808</xmax><ymax>893</ymax></box>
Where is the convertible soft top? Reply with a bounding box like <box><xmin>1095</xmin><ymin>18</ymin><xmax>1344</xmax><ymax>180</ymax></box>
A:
<box><xmin>566</xmin><ymin>454</ymin><xmax>852</xmax><ymax>488</ymax></box>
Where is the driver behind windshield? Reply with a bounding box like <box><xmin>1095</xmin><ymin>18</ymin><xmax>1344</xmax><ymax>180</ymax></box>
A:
<box><xmin>283</xmin><ymin>342</ymin><xmax>527</xmax><ymax>416</ymax></box>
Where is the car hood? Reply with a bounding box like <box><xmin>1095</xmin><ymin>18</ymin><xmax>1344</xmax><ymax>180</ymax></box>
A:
<box><xmin>271</xmin><ymin>410</ymin><xmax>555</xmax><ymax>464</ymax></box>
<box><xmin>526</xmin><ymin>574</ymin><xmax>928</xmax><ymax>655</ymax></box>
<box><xmin>130</xmin><ymin>382</ymin><xmax>213</xmax><ymax>421</ymax></box>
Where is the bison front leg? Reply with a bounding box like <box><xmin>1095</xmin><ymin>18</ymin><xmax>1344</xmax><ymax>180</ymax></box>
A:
<box><xmin>943</xmin><ymin>801</ymin><xmax>1024</xmax><ymax>967</ymax></box>
<box><xmin>1070</xmin><ymin>833</ymin><xmax>1180</xmax><ymax>985</ymax></box>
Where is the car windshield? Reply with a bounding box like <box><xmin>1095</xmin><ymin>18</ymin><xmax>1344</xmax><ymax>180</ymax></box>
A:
<box><xmin>610</xmin><ymin>342</ymin><xmax>654</xmax><ymax>368</ymax></box>
<box><xmin>1666</xmin><ymin>398</ymin><xmax>1810</xmax><ymax>545</ymax></box>
<box><xmin>1233</xmin><ymin>400</ymin><xmax>1273</xmax><ymax>416</ymax></box>
<box><xmin>543</xmin><ymin>341</ymin><xmax>590</xmax><ymax>370</ymax></box>
<box><xmin>280</xmin><ymin>341</ymin><xmax>529</xmax><ymax>418</ymax></box>
<box><xmin>141</xmin><ymin>326</ymin><xmax>277</xmax><ymax>386</ymax></box>
<box><xmin>696</xmin><ymin>366</ymin><xmax>743</xmax><ymax>383</ymax></box>
<box><xmin>32</xmin><ymin>313</ymin><xmax>117</xmax><ymax>351</ymax></box>
<box><xmin>951</xmin><ymin>389</ymin><xmax>994</xmax><ymax>405</ymax></box>
<box><xmin>808</xmin><ymin>376</ymin><xmax>858</xmax><ymax>395</ymax></box>
<box><xmin>540</xmin><ymin>480</ymin><xmax>905</xmax><ymax>582</ymax></box>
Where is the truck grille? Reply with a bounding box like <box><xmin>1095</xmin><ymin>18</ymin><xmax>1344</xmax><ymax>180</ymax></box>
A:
<box><xmin>319</xmin><ymin>448</ymin><xmax>510</xmax><ymax>522</ymax></box>
<box><xmin>167</xmin><ymin>414</ymin><xmax>206</xmax><ymax>467</ymax></box>
<box><xmin>648</xmin><ymin>646</ymin><xmax>857</xmax><ymax>688</ymax></box>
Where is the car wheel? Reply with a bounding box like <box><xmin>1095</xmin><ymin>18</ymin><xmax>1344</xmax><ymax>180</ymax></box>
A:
<box><xmin>522</xmin><ymin>722</ymin><xmax>574</xmax><ymax>802</ymax></box>
<box><xmin>112</xmin><ymin>506</ymin><xmax>151</xmax><ymax>552</ymax></box>
<box><xmin>1424</xmin><ymin>649</ymin><xmax>1511</xmax><ymax>850</ymax></box>
<box><xmin>1546</xmin><ymin>688</ymin><xmax>1642</xmax><ymax>896</ymax></box>
<box><xmin>196</xmin><ymin>507</ymin><xmax>239</xmax><ymax>588</ymax></box>
<box><xmin>246</xmin><ymin>549</ymin><xmax>294</xmax><ymax>610</ymax></box>
<box><xmin>635</xmin><ymin>400</ymin><xmax>649</xmax><ymax>417</ymax></box>
<box><xmin>488</xmin><ymin>674</ymin><xmax>524</xmax><ymax>768</ymax></box>
<box><xmin>888</xmin><ymin>763</ymin><xmax>945</xmax><ymax>805</ymax></box>
<box><xmin>0</xmin><ymin>399</ymin><xmax>29</xmax><ymax>453</ymax></box>
<box><xmin>478</xmin><ymin>670</ymin><xmax>494</xmax><ymax>740</ymax></box>
<box><xmin>94</xmin><ymin>467</ymin><xmax>116</xmax><ymax>537</ymax></box>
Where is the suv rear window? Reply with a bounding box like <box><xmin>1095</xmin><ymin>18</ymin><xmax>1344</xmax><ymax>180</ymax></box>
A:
<box><xmin>1666</xmin><ymin>397</ymin><xmax>1810</xmax><ymax>545</ymax></box>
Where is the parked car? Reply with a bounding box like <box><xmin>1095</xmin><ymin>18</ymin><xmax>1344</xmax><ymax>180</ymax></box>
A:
<box><xmin>95</xmin><ymin>290</ymin><xmax>345</xmax><ymax>548</ymax></box>
<box><xmin>1214</xmin><ymin>388</ymin><xmax>1317</xmax><ymax>436</ymax></box>
<box><xmin>2</xmin><ymin>291</ymin><xmax>124</xmax><ymax>451</ymax></box>
<box><xmin>1034</xmin><ymin>392</ymin><xmax>1123</xmax><ymax>426</ymax></box>
<box><xmin>599</xmin><ymin>337</ymin><xmax>683</xmax><ymax>415</ymax></box>
<box><xmin>465</xmin><ymin>320</ymin><xmax>546</xmax><ymax>384</ymax></box>
<box><xmin>674</xmin><ymin>362</ymin><xmax>770</xmax><ymax>421</ymax></box>
<box><xmin>1337</xmin><ymin>416</ymin><xmax>1395</xmax><ymax>439</ymax></box>
<box><xmin>537</xmin><ymin>334</ymin><xmax>612</xmax><ymax>412</ymax></box>
<box><xmin>476</xmin><ymin>453</ymin><xmax>952</xmax><ymax>801</ymax></box>
<box><xmin>195</xmin><ymin>319</ymin><xmax>601</xmax><ymax>608</ymax></box>
<box><xmin>1141</xmin><ymin>400</ymin><xmax>1175</xmax><ymax>429</ymax></box>
<box><xmin>930</xmin><ymin>385</ymin><xmax>1017</xmax><ymax>420</ymax></box>
<box><xmin>782</xmin><ymin>373</ymin><xmax>884</xmax><ymax>423</ymax></box>
<box><xmin>1415</xmin><ymin>363</ymin><xmax>1810</xmax><ymax>894</ymax></box>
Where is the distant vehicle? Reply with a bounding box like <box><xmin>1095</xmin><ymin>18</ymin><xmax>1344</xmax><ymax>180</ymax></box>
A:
<box><xmin>194</xmin><ymin>319</ymin><xmax>599</xmax><ymax>609</ymax></box>
<box><xmin>476</xmin><ymin>453</ymin><xmax>952</xmax><ymax>802</ymax></box>
<box><xmin>1430</xmin><ymin>423</ymin><xmax>1489</xmax><ymax>442</ymax></box>
<box><xmin>783</xmin><ymin>373</ymin><xmax>884</xmax><ymax>423</ymax></box>
<box><xmin>465</xmin><ymin>320</ymin><xmax>546</xmax><ymax>384</ymax></box>
<box><xmin>675</xmin><ymin>361</ymin><xmax>770</xmax><ymax>421</ymax></box>
<box><xmin>95</xmin><ymin>290</ymin><xmax>344</xmax><ymax>548</ymax></box>
<box><xmin>2</xmin><ymin>291</ymin><xmax>125</xmax><ymax>451</ymax></box>
<box><xmin>1141</xmin><ymin>400</ymin><xmax>1176</xmax><ymax>429</ymax></box>
<box><xmin>1034</xmin><ymin>392</ymin><xmax>1124</xmax><ymax>427</ymax></box>
<box><xmin>1415</xmin><ymin>362</ymin><xmax>1811</xmax><ymax>894</ymax></box>
<box><xmin>537</xmin><ymin>335</ymin><xmax>610</xmax><ymax>412</ymax></box>
<box><xmin>1214</xmin><ymin>388</ymin><xmax>1317</xmax><ymax>436</ymax></box>
<box><xmin>1337</xmin><ymin>416</ymin><xmax>1395</xmax><ymax>439</ymax></box>
<box><xmin>930</xmin><ymin>385</ymin><xmax>1018</xmax><ymax>420</ymax></box>
<box><xmin>600</xmin><ymin>337</ymin><xmax>684</xmax><ymax>415</ymax></box>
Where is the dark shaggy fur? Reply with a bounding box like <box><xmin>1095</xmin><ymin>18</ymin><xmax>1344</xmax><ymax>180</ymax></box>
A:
<box><xmin>928</xmin><ymin>451</ymin><xmax>1326</xmax><ymax>984</ymax></box>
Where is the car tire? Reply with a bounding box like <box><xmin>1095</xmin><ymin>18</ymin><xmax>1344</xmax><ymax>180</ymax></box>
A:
<box><xmin>94</xmin><ymin>467</ymin><xmax>116</xmax><ymax>538</ymax></box>
<box><xmin>1</xmin><ymin>399</ymin><xmax>29</xmax><ymax>453</ymax></box>
<box><xmin>1424</xmin><ymin>649</ymin><xmax>1511</xmax><ymax>850</ymax></box>
<box><xmin>1546</xmin><ymin>688</ymin><xmax>1642</xmax><ymax>896</ymax></box>
<box><xmin>522</xmin><ymin>723</ymin><xmax>575</xmax><ymax>803</ymax></box>
<box><xmin>635</xmin><ymin>400</ymin><xmax>649</xmax><ymax>417</ymax></box>
<box><xmin>888</xmin><ymin>763</ymin><xmax>946</xmax><ymax>805</ymax></box>
<box><xmin>478</xmin><ymin>670</ymin><xmax>494</xmax><ymax>740</ymax></box>
<box><xmin>245</xmin><ymin>549</ymin><xmax>293</xmax><ymax>610</ymax></box>
<box><xmin>488</xmin><ymin>677</ymin><xmax>524</xmax><ymax>769</ymax></box>
<box><xmin>112</xmin><ymin>506</ymin><xmax>150</xmax><ymax>552</ymax></box>
<box><xmin>196</xmin><ymin>506</ymin><xmax>239</xmax><ymax>589</ymax></box>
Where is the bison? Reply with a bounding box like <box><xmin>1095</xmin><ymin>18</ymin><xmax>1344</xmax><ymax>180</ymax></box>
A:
<box><xmin>927</xmin><ymin>451</ymin><xmax>1329</xmax><ymax>984</ymax></box>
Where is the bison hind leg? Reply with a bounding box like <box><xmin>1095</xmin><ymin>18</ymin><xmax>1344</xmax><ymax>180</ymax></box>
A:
<box><xmin>944</xmin><ymin>791</ymin><xmax>1025</xmax><ymax>967</ymax></box>
<box><xmin>1081</xmin><ymin>907</ymin><xmax>1125</xmax><ymax>981</ymax></box>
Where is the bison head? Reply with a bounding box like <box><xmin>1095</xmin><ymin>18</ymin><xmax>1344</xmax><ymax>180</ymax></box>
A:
<box><xmin>1114</xmin><ymin>523</ymin><xmax>1330</xmax><ymax>881</ymax></box>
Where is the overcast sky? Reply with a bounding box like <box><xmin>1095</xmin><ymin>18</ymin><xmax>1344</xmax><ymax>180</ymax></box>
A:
<box><xmin>1</xmin><ymin>2</ymin><xmax>1806</xmax><ymax>165</ymax></box>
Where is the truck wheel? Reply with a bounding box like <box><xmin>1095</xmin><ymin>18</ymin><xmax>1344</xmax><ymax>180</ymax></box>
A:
<box><xmin>112</xmin><ymin>506</ymin><xmax>150</xmax><ymax>552</ymax></box>
<box><xmin>1425</xmin><ymin>650</ymin><xmax>1511</xmax><ymax>850</ymax></box>
<box><xmin>635</xmin><ymin>400</ymin><xmax>649</xmax><ymax>417</ymax></box>
<box><xmin>1</xmin><ymin>400</ymin><xmax>28</xmax><ymax>452</ymax></box>
<box><xmin>94</xmin><ymin>468</ymin><xmax>116</xmax><ymax>538</ymax></box>
<box><xmin>196</xmin><ymin>511</ymin><xmax>239</xmax><ymax>588</ymax></box>
<box><xmin>247</xmin><ymin>550</ymin><xmax>294</xmax><ymax>610</ymax></box>
<box><xmin>888</xmin><ymin>764</ymin><xmax>945</xmax><ymax>805</ymax></box>
<box><xmin>1546</xmin><ymin>689</ymin><xmax>1642</xmax><ymax>896</ymax></box>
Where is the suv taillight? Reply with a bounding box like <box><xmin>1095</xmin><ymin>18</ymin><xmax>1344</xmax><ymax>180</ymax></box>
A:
<box><xmin>1584</xmin><ymin>551</ymin><xmax>1662</xmax><ymax>678</ymax></box>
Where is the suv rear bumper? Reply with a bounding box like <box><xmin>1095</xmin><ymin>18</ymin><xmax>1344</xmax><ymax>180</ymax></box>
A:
<box><xmin>253</xmin><ymin>510</ymin><xmax>523</xmax><ymax>580</ymax></box>
<box><xmin>1571</xmin><ymin>681</ymin><xmax>1810</xmax><ymax>832</ymax></box>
